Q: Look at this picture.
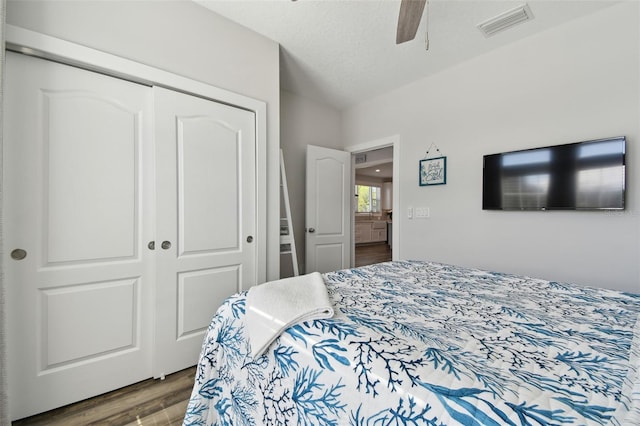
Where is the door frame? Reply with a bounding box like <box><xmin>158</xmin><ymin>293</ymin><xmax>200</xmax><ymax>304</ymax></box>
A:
<box><xmin>4</xmin><ymin>24</ymin><xmax>268</xmax><ymax>286</ymax></box>
<box><xmin>345</xmin><ymin>135</ymin><xmax>401</xmax><ymax>265</ymax></box>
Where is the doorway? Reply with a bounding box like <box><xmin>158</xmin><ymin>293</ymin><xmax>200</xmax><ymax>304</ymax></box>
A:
<box><xmin>350</xmin><ymin>139</ymin><xmax>398</xmax><ymax>268</ymax></box>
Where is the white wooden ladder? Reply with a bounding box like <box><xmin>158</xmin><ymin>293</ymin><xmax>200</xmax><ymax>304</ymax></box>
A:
<box><xmin>280</xmin><ymin>149</ymin><xmax>299</xmax><ymax>276</ymax></box>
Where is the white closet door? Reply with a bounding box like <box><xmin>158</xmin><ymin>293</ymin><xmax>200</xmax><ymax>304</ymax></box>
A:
<box><xmin>4</xmin><ymin>52</ymin><xmax>154</xmax><ymax>420</ymax></box>
<box><xmin>153</xmin><ymin>87</ymin><xmax>257</xmax><ymax>376</ymax></box>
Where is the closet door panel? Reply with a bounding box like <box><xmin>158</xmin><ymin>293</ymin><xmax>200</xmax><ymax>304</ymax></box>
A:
<box><xmin>154</xmin><ymin>87</ymin><xmax>257</xmax><ymax>376</ymax></box>
<box><xmin>179</xmin><ymin>117</ymin><xmax>239</xmax><ymax>253</ymax></box>
<box><xmin>43</xmin><ymin>278</ymin><xmax>139</xmax><ymax>365</ymax></box>
<box><xmin>4</xmin><ymin>52</ymin><xmax>154</xmax><ymax>420</ymax></box>
<box><xmin>45</xmin><ymin>91</ymin><xmax>138</xmax><ymax>263</ymax></box>
<box><xmin>177</xmin><ymin>266</ymin><xmax>240</xmax><ymax>337</ymax></box>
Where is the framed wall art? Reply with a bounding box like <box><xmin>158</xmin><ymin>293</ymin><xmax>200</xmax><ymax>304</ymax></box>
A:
<box><xmin>419</xmin><ymin>156</ymin><xmax>446</xmax><ymax>186</ymax></box>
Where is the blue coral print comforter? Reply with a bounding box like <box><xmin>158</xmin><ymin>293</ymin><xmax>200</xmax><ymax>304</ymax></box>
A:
<box><xmin>184</xmin><ymin>261</ymin><xmax>640</xmax><ymax>425</ymax></box>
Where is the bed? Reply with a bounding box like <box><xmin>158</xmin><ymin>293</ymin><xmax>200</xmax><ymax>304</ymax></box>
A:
<box><xmin>183</xmin><ymin>260</ymin><xmax>640</xmax><ymax>425</ymax></box>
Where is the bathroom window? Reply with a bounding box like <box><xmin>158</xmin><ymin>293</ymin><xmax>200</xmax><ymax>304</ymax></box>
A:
<box><xmin>355</xmin><ymin>185</ymin><xmax>381</xmax><ymax>213</ymax></box>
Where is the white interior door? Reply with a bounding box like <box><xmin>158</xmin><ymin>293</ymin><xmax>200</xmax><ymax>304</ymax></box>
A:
<box><xmin>4</xmin><ymin>52</ymin><xmax>154</xmax><ymax>420</ymax></box>
<box><xmin>153</xmin><ymin>87</ymin><xmax>257</xmax><ymax>376</ymax></box>
<box><xmin>305</xmin><ymin>145</ymin><xmax>352</xmax><ymax>273</ymax></box>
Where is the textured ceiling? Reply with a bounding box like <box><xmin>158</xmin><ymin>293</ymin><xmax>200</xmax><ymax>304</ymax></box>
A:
<box><xmin>197</xmin><ymin>0</ymin><xmax>618</xmax><ymax>110</ymax></box>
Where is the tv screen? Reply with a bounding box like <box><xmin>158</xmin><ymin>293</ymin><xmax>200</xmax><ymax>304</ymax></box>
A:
<box><xmin>483</xmin><ymin>136</ymin><xmax>626</xmax><ymax>210</ymax></box>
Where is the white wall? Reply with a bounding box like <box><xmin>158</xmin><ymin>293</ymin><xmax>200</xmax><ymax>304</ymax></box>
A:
<box><xmin>342</xmin><ymin>2</ymin><xmax>640</xmax><ymax>293</ymax></box>
<box><xmin>7</xmin><ymin>0</ymin><xmax>282</xmax><ymax>280</ymax></box>
<box><xmin>280</xmin><ymin>90</ymin><xmax>342</xmax><ymax>276</ymax></box>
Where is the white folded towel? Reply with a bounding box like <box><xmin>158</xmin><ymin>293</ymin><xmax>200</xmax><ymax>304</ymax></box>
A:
<box><xmin>245</xmin><ymin>272</ymin><xmax>334</xmax><ymax>358</ymax></box>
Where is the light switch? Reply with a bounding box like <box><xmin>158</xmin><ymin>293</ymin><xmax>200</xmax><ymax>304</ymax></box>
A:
<box><xmin>415</xmin><ymin>207</ymin><xmax>430</xmax><ymax>218</ymax></box>
<box><xmin>407</xmin><ymin>207</ymin><xmax>413</xmax><ymax>219</ymax></box>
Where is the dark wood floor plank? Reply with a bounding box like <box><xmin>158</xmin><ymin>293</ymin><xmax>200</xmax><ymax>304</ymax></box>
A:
<box><xmin>123</xmin><ymin>399</ymin><xmax>189</xmax><ymax>426</ymax></box>
<box><xmin>13</xmin><ymin>367</ymin><xmax>196</xmax><ymax>426</ymax></box>
<box><xmin>355</xmin><ymin>242</ymin><xmax>392</xmax><ymax>267</ymax></box>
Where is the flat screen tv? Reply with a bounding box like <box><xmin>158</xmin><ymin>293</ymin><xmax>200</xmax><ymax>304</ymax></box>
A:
<box><xmin>483</xmin><ymin>136</ymin><xmax>626</xmax><ymax>211</ymax></box>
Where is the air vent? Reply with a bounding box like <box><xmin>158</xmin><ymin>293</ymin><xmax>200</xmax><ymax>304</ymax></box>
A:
<box><xmin>477</xmin><ymin>4</ymin><xmax>534</xmax><ymax>37</ymax></box>
<box><xmin>355</xmin><ymin>153</ymin><xmax>367</xmax><ymax>164</ymax></box>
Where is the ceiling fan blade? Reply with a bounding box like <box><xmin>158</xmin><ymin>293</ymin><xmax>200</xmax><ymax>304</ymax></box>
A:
<box><xmin>396</xmin><ymin>0</ymin><xmax>427</xmax><ymax>44</ymax></box>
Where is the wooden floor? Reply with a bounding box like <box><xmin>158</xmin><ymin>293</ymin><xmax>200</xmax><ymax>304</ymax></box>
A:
<box><xmin>12</xmin><ymin>367</ymin><xmax>196</xmax><ymax>426</ymax></box>
<box><xmin>355</xmin><ymin>242</ymin><xmax>392</xmax><ymax>267</ymax></box>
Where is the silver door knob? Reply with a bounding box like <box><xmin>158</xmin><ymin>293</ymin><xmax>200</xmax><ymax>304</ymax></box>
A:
<box><xmin>246</xmin><ymin>236</ymin><xmax>254</xmax><ymax>243</ymax></box>
<box><xmin>308</xmin><ymin>228</ymin><xmax>315</xmax><ymax>233</ymax></box>
<box><xmin>161</xmin><ymin>241</ymin><xmax>171</xmax><ymax>250</ymax></box>
<box><xmin>148</xmin><ymin>241</ymin><xmax>155</xmax><ymax>250</ymax></box>
<box><xmin>11</xmin><ymin>249</ymin><xmax>27</xmax><ymax>260</ymax></box>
